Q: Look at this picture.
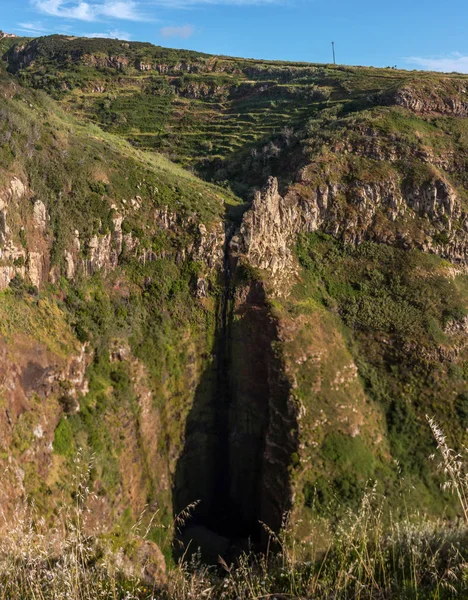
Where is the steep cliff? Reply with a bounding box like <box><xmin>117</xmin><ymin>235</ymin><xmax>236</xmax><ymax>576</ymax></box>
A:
<box><xmin>0</xmin><ymin>68</ymin><xmax>239</xmax><ymax>551</ymax></box>
<box><xmin>3</xmin><ymin>36</ymin><xmax>468</xmax><ymax>560</ymax></box>
<box><xmin>233</xmin><ymin>169</ymin><xmax>468</xmax><ymax>294</ymax></box>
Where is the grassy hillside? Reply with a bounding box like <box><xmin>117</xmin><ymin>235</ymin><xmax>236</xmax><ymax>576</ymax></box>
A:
<box><xmin>0</xmin><ymin>62</ymin><xmax>240</xmax><ymax>558</ymax></box>
<box><xmin>5</xmin><ymin>35</ymin><xmax>468</xmax><ymax>213</ymax></box>
<box><xmin>287</xmin><ymin>235</ymin><xmax>468</xmax><ymax>516</ymax></box>
<box><xmin>5</xmin><ymin>36</ymin><xmax>455</xmax><ymax>192</ymax></box>
<box><xmin>4</xmin><ymin>33</ymin><xmax>468</xmax><ymax>596</ymax></box>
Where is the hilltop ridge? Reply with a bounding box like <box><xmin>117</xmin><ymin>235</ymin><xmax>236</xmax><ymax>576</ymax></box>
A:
<box><xmin>2</xmin><ymin>37</ymin><xmax>458</xmax><ymax>166</ymax></box>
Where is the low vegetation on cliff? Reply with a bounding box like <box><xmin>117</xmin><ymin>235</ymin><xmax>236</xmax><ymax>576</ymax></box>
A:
<box><xmin>2</xmin><ymin>423</ymin><xmax>468</xmax><ymax>599</ymax></box>
<box><xmin>3</xmin><ymin>32</ymin><xmax>468</xmax><ymax>598</ymax></box>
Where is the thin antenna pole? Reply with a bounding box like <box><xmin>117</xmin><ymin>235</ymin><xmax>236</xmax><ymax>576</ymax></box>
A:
<box><xmin>332</xmin><ymin>41</ymin><xmax>336</xmax><ymax>65</ymax></box>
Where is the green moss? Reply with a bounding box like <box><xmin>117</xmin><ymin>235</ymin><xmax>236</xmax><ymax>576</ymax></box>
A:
<box><xmin>53</xmin><ymin>417</ymin><xmax>75</xmax><ymax>457</ymax></box>
<box><xmin>12</xmin><ymin>411</ymin><xmax>39</xmax><ymax>454</ymax></box>
<box><xmin>0</xmin><ymin>289</ymin><xmax>78</xmax><ymax>358</ymax></box>
<box><xmin>291</xmin><ymin>233</ymin><xmax>468</xmax><ymax>517</ymax></box>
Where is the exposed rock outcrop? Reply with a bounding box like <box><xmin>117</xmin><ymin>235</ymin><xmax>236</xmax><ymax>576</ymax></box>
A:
<box><xmin>0</xmin><ymin>178</ymin><xmax>30</xmax><ymax>290</ymax></box>
<box><xmin>154</xmin><ymin>205</ymin><xmax>225</xmax><ymax>280</ymax></box>
<box><xmin>115</xmin><ymin>538</ymin><xmax>166</xmax><ymax>587</ymax></box>
<box><xmin>232</xmin><ymin>171</ymin><xmax>468</xmax><ymax>295</ymax></box>
<box><xmin>0</xmin><ymin>338</ymin><xmax>89</xmax><ymax>515</ymax></box>
<box><xmin>83</xmin><ymin>54</ymin><xmax>129</xmax><ymax>70</ymax></box>
<box><xmin>231</xmin><ymin>177</ymin><xmax>299</xmax><ymax>291</ymax></box>
<box><xmin>33</xmin><ymin>200</ymin><xmax>48</xmax><ymax>231</ymax></box>
<box><xmin>389</xmin><ymin>80</ymin><xmax>468</xmax><ymax>116</ymax></box>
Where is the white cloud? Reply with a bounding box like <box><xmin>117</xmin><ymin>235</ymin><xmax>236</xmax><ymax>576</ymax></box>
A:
<box><xmin>32</xmin><ymin>0</ymin><xmax>281</xmax><ymax>26</ymax></box>
<box><xmin>17</xmin><ymin>21</ymin><xmax>50</xmax><ymax>34</ymax></box>
<box><xmin>19</xmin><ymin>21</ymin><xmax>49</xmax><ymax>32</ymax></box>
<box><xmin>100</xmin><ymin>2</ymin><xmax>142</xmax><ymax>19</ymax></box>
<box><xmin>16</xmin><ymin>21</ymin><xmax>75</xmax><ymax>35</ymax></box>
<box><xmin>88</xmin><ymin>28</ymin><xmax>132</xmax><ymax>39</ymax></box>
<box><xmin>405</xmin><ymin>52</ymin><xmax>468</xmax><ymax>74</ymax></box>
<box><xmin>153</xmin><ymin>0</ymin><xmax>281</xmax><ymax>5</ymax></box>
<box><xmin>160</xmin><ymin>24</ymin><xmax>194</xmax><ymax>39</ymax></box>
<box><xmin>33</xmin><ymin>0</ymin><xmax>146</xmax><ymax>21</ymax></box>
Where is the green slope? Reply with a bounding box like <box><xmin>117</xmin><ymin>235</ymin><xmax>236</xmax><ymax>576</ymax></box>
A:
<box><xmin>3</xmin><ymin>34</ymin><xmax>468</xmax><ymax>549</ymax></box>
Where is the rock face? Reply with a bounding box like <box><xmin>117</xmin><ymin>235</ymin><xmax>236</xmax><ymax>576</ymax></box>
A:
<box><xmin>0</xmin><ymin>177</ymin><xmax>52</xmax><ymax>290</ymax></box>
<box><xmin>174</xmin><ymin>262</ymin><xmax>298</xmax><ymax>552</ymax></box>
<box><xmin>33</xmin><ymin>200</ymin><xmax>47</xmax><ymax>231</ymax></box>
<box><xmin>391</xmin><ymin>80</ymin><xmax>468</xmax><ymax>116</ymax></box>
<box><xmin>228</xmin><ymin>281</ymin><xmax>298</xmax><ymax>539</ymax></box>
<box><xmin>154</xmin><ymin>205</ymin><xmax>226</xmax><ymax>295</ymax></box>
<box><xmin>27</xmin><ymin>252</ymin><xmax>45</xmax><ymax>287</ymax></box>
<box><xmin>116</xmin><ymin>538</ymin><xmax>167</xmax><ymax>587</ymax></box>
<box><xmin>232</xmin><ymin>177</ymin><xmax>299</xmax><ymax>289</ymax></box>
<box><xmin>83</xmin><ymin>54</ymin><xmax>129</xmax><ymax>70</ymax></box>
<box><xmin>0</xmin><ymin>337</ymin><xmax>89</xmax><ymax>517</ymax></box>
<box><xmin>0</xmin><ymin>178</ymin><xmax>31</xmax><ymax>290</ymax></box>
<box><xmin>232</xmin><ymin>169</ymin><xmax>468</xmax><ymax>295</ymax></box>
<box><xmin>0</xmin><ymin>169</ymin><xmax>227</xmax><ymax>292</ymax></box>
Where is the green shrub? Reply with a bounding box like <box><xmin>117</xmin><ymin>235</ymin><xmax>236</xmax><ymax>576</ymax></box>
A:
<box><xmin>53</xmin><ymin>418</ymin><xmax>75</xmax><ymax>457</ymax></box>
<box><xmin>456</xmin><ymin>393</ymin><xmax>468</xmax><ymax>430</ymax></box>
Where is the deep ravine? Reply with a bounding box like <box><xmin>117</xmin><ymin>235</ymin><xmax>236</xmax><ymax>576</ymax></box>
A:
<box><xmin>210</xmin><ymin>222</ymin><xmax>236</xmax><ymax>537</ymax></box>
<box><xmin>172</xmin><ymin>217</ymin><xmax>299</xmax><ymax>561</ymax></box>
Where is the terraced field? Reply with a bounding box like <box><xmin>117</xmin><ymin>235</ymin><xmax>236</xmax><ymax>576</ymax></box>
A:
<box><xmin>69</xmin><ymin>78</ymin><xmax>323</xmax><ymax>167</ymax></box>
<box><xmin>1</xmin><ymin>35</ymin><xmax>423</xmax><ymax>194</ymax></box>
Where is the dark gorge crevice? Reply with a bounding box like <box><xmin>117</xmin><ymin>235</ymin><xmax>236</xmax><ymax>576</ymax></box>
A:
<box><xmin>172</xmin><ymin>226</ymin><xmax>299</xmax><ymax>561</ymax></box>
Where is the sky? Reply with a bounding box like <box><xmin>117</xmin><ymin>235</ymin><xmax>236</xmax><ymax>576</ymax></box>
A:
<box><xmin>3</xmin><ymin>0</ymin><xmax>468</xmax><ymax>73</ymax></box>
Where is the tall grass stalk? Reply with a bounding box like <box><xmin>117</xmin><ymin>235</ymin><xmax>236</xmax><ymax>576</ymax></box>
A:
<box><xmin>1</xmin><ymin>423</ymin><xmax>468</xmax><ymax>599</ymax></box>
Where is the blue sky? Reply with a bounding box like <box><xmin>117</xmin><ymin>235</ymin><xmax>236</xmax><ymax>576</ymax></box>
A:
<box><xmin>3</xmin><ymin>0</ymin><xmax>468</xmax><ymax>72</ymax></box>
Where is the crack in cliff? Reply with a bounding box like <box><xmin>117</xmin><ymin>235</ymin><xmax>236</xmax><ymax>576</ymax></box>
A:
<box><xmin>210</xmin><ymin>223</ymin><xmax>237</xmax><ymax>537</ymax></box>
<box><xmin>173</xmin><ymin>217</ymin><xmax>298</xmax><ymax>561</ymax></box>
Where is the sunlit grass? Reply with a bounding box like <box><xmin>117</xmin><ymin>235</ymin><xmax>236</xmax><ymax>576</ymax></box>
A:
<box><xmin>2</xmin><ymin>421</ymin><xmax>468</xmax><ymax>599</ymax></box>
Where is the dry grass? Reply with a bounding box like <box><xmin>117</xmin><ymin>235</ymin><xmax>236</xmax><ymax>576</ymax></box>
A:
<box><xmin>2</xmin><ymin>422</ymin><xmax>468</xmax><ymax>599</ymax></box>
